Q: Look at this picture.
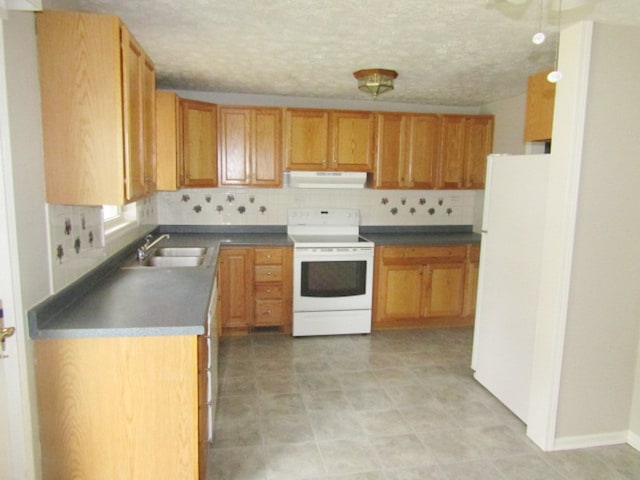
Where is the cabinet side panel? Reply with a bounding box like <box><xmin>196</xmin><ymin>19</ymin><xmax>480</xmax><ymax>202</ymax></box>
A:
<box><xmin>155</xmin><ymin>91</ymin><xmax>179</xmax><ymax>190</ymax></box>
<box><xmin>35</xmin><ymin>336</ymin><xmax>199</xmax><ymax>480</ymax></box>
<box><xmin>36</xmin><ymin>11</ymin><xmax>124</xmax><ymax>205</ymax></box>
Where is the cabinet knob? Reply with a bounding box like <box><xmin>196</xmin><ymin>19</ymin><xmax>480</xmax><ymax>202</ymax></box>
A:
<box><xmin>266</xmin><ymin>271</ymin><xmax>272</xmax><ymax>276</ymax></box>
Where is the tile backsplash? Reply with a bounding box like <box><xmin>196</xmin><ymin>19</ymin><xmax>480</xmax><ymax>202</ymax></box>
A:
<box><xmin>47</xmin><ymin>188</ymin><xmax>478</xmax><ymax>293</ymax></box>
<box><xmin>47</xmin><ymin>197</ymin><xmax>156</xmax><ymax>293</ymax></box>
<box><xmin>157</xmin><ymin>187</ymin><xmax>477</xmax><ymax>226</ymax></box>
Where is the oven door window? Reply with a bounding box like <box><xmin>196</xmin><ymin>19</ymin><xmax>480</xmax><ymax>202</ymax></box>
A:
<box><xmin>300</xmin><ymin>260</ymin><xmax>367</xmax><ymax>298</ymax></box>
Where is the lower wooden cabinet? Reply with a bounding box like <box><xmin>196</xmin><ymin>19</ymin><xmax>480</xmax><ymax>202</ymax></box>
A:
<box><xmin>35</xmin><ymin>335</ymin><xmax>206</xmax><ymax>480</ymax></box>
<box><xmin>218</xmin><ymin>246</ymin><xmax>292</xmax><ymax>335</ymax></box>
<box><xmin>373</xmin><ymin>244</ymin><xmax>479</xmax><ymax>328</ymax></box>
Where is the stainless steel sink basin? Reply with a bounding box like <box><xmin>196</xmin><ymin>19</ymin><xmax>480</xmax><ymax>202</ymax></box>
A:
<box><xmin>152</xmin><ymin>247</ymin><xmax>207</xmax><ymax>257</ymax></box>
<box><xmin>121</xmin><ymin>246</ymin><xmax>212</xmax><ymax>269</ymax></box>
<box><xmin>143</xmin><ymin>256</ymin><xmax>204</xmax><ymax>267</ymax></box>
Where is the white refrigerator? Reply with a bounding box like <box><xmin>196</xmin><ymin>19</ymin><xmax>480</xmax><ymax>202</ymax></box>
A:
<box><xmin>471</xmin><ymin>153</ymin><xmax>551</xmax><ymax>423</ymax></box>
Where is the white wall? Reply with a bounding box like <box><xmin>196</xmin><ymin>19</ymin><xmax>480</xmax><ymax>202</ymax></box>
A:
<box><xmin>555</xmin><ymin>22</ymin><xmax>640</xmax><ymax>443</ymax></box>
<box><xmin>1</xmin><ymin>11</ymin><xmax>50</xmax><ymax>478</ymax></box>
<box><xmin>480</xmin><ymin>93</ymin><xmax>527</xmax><ymax>155</ymax></box>
<box><xmin>527</xmin><ymin>21</ymin><xmax>640</xmax><ymax>451</ymax></box>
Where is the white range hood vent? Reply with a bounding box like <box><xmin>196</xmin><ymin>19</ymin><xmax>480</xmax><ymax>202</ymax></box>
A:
<box><xmin>287</xmin><ymin>171</ymin><xmax>367</xmax><ymax>189</ymax></box>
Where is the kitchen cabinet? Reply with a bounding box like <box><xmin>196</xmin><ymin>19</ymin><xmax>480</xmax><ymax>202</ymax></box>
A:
<box><xmin>373</xmin><ymin>245</ymin><xmax>474</xmax><ymax>328</ymax></box>
<box><xmin>438</xmin><ymin>114</ymin><xmax>494</xmax><ymax>189</ymax></box>
<box><xmin>35</xmin><ymin>335</ymin><xmax>205</xmax><ymax>479</ymax></box>
<box><xmin>36</xmin><ymin>10</ymin><xmax>156</xmax><ymax>205</ymax></box>
<box><xmin>182</xmin><ymin>99</ymin><xmax>218</xmax><ymax>187</ymax></box>
<box><xmin>284</xmin><ymin>108</ymin><xmax>374</xmax><ymax>172</ymax></box>
<box><xmin>524</xmin><ymin>69</ymin><xmax>556</xmax><ymax>142</ymax></box>
<box><xmin>374</xmin><ymin>113</ymin><xmax>440</xmax><ymax>189</ymax></box>
<box><xmin>218</xmin><ymin>247</ymin><xmax>253</xmax><ymax>332</ymax></box>
<box><xmin>156</xmin><ymin>90</ymin><xmax>181</xmax><ymax>190</ymax></box>
<box><xmin>463</xmin><ymin>244</ymin><xmax>480</xmax><ymax>317</ymax></box>
<box><xmin>253</xmin><ymin>247</ymin><xmax>292</xmax><ymax>332</ymax></box>
<box><xmin>218</xmin><ymin>106</ymin><xmax>282</xmax><ymax>187</ymax></box>
<box><xmin>218</xmin><ymin>246</ymin><xmax>292</xmax><ymax>335</ymax></box>
<box><xmin>330</xmin><ymin>110</ymin><xmax>375</xmax><ymax>171</ymax></box>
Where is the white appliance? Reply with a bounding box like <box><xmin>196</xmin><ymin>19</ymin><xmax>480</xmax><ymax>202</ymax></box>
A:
<box><xmin>471</xmin><ymin>154</ymin><xmax>551</xmax><ymax>422</ymax></box>
<box><xmin>288</xmin><ymin>208</ymin><xmax>374</xmax><ymax>336</ymax></box>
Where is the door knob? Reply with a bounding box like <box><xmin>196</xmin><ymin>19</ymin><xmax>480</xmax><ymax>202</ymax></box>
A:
<box><xmin>0</xmin><ymin>326</ymin><xmax>15</xmax><ymax>359</ymax></box>
<box><xmin>0</xmin><ymin>326</ymin><xmax>15</xmax><ymax>342</ymax></box>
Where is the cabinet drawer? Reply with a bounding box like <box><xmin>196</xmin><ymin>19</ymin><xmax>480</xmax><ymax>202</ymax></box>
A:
<box><xmin>254</xmin><ymin>299</ymin><xmax>283</xmax><ymax>325</ymax></box>
<box><xmin>382</xmin><ymin>245</ymin><xmax>467</xmax><ymax>264</ymax></box>
<box><xmin>255</xmin><ymin>265</ymin><xmax>283</xmax><ymax>282</ymax></box>
<box><xmin>255</xmin><ymin>284</ymin><xmax>283</xmax><ymax>299</ymax></box>
<box><xmin>254</xmin><ymin>247</ymin><xmax>283</xmax><ymax>265</ymax></box>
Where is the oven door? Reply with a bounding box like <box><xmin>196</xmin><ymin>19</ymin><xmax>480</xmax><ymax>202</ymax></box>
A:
<box><xmin>293</xmin><ymin>247</ymin><xmax>374</xmax><ymax>313</ymax></box>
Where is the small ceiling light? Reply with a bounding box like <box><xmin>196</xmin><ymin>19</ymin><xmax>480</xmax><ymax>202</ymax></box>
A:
<box><xmin>547</xmin><ymin>0</ymin><xmax>563</xmax><ymax>83</ymax></box>
<box><xmin>353</xmin><ymin>68</ymin><xmax>398</xmax><ymax>99</ymax></box>
<box><xmin>532</xmin><ymin>0</ymin><xmax>546</xmax><ymax>44</ymax></box>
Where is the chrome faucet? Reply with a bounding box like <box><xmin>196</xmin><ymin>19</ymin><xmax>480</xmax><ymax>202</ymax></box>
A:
<box><xmin>136</xmin><ymin>233</ymin><xmax>170</xmax><ymax>261</ymax></box>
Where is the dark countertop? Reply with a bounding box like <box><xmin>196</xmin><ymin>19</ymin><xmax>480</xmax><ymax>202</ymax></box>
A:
<box><xmin>28</xmin><ymin>225</ymin><xmax>478</xmax><ymax>340</ymax></box>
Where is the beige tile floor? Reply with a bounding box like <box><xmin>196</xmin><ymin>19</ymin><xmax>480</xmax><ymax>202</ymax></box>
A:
<box><xmin>207</xmin><ymin>327</ymin><xmax>640</xmax><ymax>480</ymax></box>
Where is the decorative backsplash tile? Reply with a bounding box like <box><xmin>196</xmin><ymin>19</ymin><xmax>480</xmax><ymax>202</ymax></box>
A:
<box><xmin>47</xmin><ymin>198</ymin><xmax>157</xmax><ymax>293</ymax></box>
<box><xmin>156</xmin><ymin>187</ymin><xmax>477</xmax><ymax>226</ymax></box>
<box><xmin>46</xmin><ymin>188</ymin><xmax>477</xmax><ymax>293</ymax></box>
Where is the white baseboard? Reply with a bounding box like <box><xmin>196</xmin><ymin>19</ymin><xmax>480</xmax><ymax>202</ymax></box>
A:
<box><xmin>553</xmin><ymin>431</ymin><xmax>628</xmax><ymax>451</ymax></box>
<box><xmin>627</xmin><ymin>431</ymin><xmax>640</xmax><ymax>452</ymax></box>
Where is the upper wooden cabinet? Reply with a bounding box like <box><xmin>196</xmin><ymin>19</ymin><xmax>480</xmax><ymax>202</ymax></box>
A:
<box><xmin>330</xmin><ymin>110</ymin><xmax>375</xmax><ymax>171</ymax></box>
<box><xmin>374</xmin><ymin>113</ymin><xmax>440</xmax><ymax>189</ymax></box>
<box><xmin>181</xmin><ymin>99</ymin><xmax>218</xmax><ymax>188</ymax></box>
<box><xmin>284</xmin><ymin>108</ymin><xmax>330</xmax><ymax>170</ymax></box>
<box><xmin>439</xmin><ymin>114</ymin><xmax>494</xmax><ymax>189</ymax></box>
<box><xmin>524</xmin><ymin>69</ymin><xmax>556</xmax><ymax>142</ymax></box>
<box><xmin>155</xmin><ymin>90</ymin><xmax>181</xmax><ymax>191</ymax></box>
<box><xmin>284</xmin><ymin>108</ymin><xmax>374</xmax><ymax>172</ymax></box>
<box><xmin>36</xmin><ymin>10</ymin><xmax>155</xmax><ymax>205</ymax></box>
<box><xmin>218</xmin><ymin>106</ymin><xmax>282</xmax><ymax>187</ymax></box>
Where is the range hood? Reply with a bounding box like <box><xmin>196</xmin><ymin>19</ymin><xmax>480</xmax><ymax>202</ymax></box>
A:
<box><xmin>288</xmin><ymin>171</ymin><xmax>367</xmax><ymax>189</ymax></box>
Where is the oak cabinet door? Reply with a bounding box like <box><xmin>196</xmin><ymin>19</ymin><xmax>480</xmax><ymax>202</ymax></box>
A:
<box><xmin>285</xmin><ymin>109</ymin><xmax>330</xmax><ymax>170</ymax></box>
<box><xmin>252</xmin><ymin>108</ymin><xmax>282</xmax><ymax>186</ymax></box>
<box><xmin>330</xmin><ymin>110</ymin><xmax>375</xmax><ymax>171</ymax></box>
<box><xmin>423</xmin><ymin>262</ymin><xmax>466</xmax><ymax>318</ymax></box>
<box><xmin>218</xmin><ymin>107</ymin><xmax>251</xmax><ymax>185</ymax></box>
<box><xmin>464</xmin><ymin>116</ymin><xmax>494</xmax><ymax>189</ymax></box>
<box><xmin>375</xmin><ymin>263</ymin><xmax>424</xmax><ymax>321</ymax></box>
<box><xmin>218</xmin><ymin>248</ymin><xmax>254</xmax><ymax>329</ymax></box>
<box><xmin>374</xmin><ymin>113</ymin><xmax>406</xmax><ymax>188</ymax></box>
<box><xmin>439</xmin><ymin>114</ymin><xmax>493</xmax><ymax>189</ymax></box>
<box><xmin>407</xmin><ymin>114</ymin><xmax>439</xmax><ymax>189</ymax></box>
<box><xmin>463</xmin><ymin>245</ymin><xmax>481</xmax><ymax>317</ymax></box>
<box><xmin>182</xmin><ymin>99</ymin><xmax>218</xmax><ymax>187</ymax></box>
<box><xmin>439</xmin><ymin>115</ymin><xmax>467</xmax><ymax>189</ymax></box>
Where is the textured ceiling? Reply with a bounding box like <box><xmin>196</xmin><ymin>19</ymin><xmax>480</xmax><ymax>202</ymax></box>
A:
<box><xmin>42</xmin><ymin>0</ymin><xmax>640</xmax><ymax>106</ymax></box>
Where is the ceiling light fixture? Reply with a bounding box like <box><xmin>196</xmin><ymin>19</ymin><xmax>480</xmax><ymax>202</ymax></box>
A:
<box><xmin>353</xmin><ymin>68</ymin><xmax>398</xmax><ymax>99</ymax></box>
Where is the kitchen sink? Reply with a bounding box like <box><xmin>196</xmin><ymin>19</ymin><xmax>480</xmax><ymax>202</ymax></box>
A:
<box><xmin>121</xmin><ymin>246</ymin><xmax>212</xmax><ymax>269</ymax></box>
<box><xmin>143</xmin><ymin>256</ymin><xmax>204</xmax><ymax>267</ymax></box>
<box><xmin>152</xmin><ymin>247</ymin><xmax>208</xmax><ymax>257</ymax></box>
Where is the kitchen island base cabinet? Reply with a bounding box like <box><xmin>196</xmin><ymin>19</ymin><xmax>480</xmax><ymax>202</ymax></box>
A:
<box><xmin>35</xmin><ymin>335</ymin><xmax>205</xmax><ymax>480</ymax></box>
<box><xmin>373</xmin><ymin>244</ymin><xmax>478</xmax><ymax>329</ymax></box>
